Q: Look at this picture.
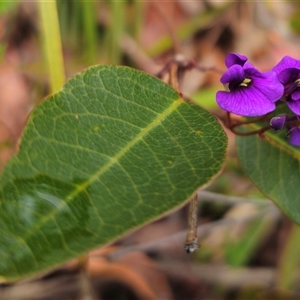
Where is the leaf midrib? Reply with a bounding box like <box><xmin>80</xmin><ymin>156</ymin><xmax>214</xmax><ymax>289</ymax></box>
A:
<box><xmin>22</xmin><ymin>97</ymin><xmax>183</xmax><ymax>241</ymax></box>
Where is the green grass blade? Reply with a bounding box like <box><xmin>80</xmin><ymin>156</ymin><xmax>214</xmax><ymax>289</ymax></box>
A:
<box><xmin>82</xmin><ymin>1</ymin><xmax>98</xmax><ymax>64</ymax></box>
<box><xmin>38</xmin><ymin>0</ymin><xmax>65</xmax><ymax>94</ymax></box>
<box><xmin>109</xmin><ymin>0</ymin><xmax>126</xmax><ymax>64</ymax></box>
<box><xmin>278</xmin><ymin>224</ymin><xmax>300</xmax><ymax>290</ymax></box>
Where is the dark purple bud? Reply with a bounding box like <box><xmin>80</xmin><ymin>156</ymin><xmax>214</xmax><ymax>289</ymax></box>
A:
<box><xmin>289</xmin><ymin>128</ymin><xmax>300</xmax><ymax>146</ymax></box>
<box><xmin>270</xmin><ymin>115</ymin><xmax>286</xmax><ymax>131</ymax></box>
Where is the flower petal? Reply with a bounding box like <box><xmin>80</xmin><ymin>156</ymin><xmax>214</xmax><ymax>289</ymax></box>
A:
<box><xmin>273</xmin><ymin>56</ymin><xmax>300</xmax><ymax>76</ymax></box>
<box><xmin>289</xmin><ymin>128</ymin><xmax>300</xmax><ymax>147</ymax></box>
<box><xmin>251</xmin><ymin>71</ymin><xmax>284</xmax><ymax>102</ymax></box>
<box><xmin>277</xmin><ymin>68</ymin><xmax>300</xmax><ymax>85</ymax></box>
<box><xmin>287</xmin><ymin>100</ymin><xmax>300</xmax><ymax>115</ymax></box>
<box><xmin>243</xmin><ymin>61</ymin><xmax>255</xmax><ymax>71</ymax></box>
<box><xmin>220</xmin><ymin>64</ymin><xmax>244</xmax><ymax>85</ymax></box>
<box><xmin>216</xmin><ymin>87</ymin><xmax>276</xmax><ymax>117</ymax></box>
<box><xmin>225</xmin><ymin>53</ymin><xmax>248</xmax><ymax>68</ymax></box>
<box><xmin>291</xmin><ymin>89</ymin><xmax>300</xmax><ymax>101</ymax></box>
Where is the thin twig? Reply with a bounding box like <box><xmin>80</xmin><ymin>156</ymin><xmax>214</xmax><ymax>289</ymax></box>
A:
<box><xmin>185</xmin><ymin>193</ymin><xmax>199</xmax><ymax>253</ymax></box>
<box><xmin>107</xmin><ymin>204</ymin><xmax>280</xmax><ymax>260</ymax></box>
<box><xmin>198</xmin><ymin>190</ymin><xmax>272</xmax><ymax>206</ymax></box>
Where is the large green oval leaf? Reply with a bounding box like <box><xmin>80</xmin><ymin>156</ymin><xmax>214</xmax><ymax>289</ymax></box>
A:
<box><xmin>0</xmin><ymin>66</ymin><xmax>227</xmax><ymax>281</ymax></box>
<box><xmin>237</xmin><ymin>125</ymin><xmax>300</xmax><ymax>224</ymax></box>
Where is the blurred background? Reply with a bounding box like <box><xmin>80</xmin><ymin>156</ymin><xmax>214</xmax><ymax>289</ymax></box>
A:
<box><xmin>1</xmin><ymin>1</ymin><xmax>300</xmax><ymax>299</ymax></box>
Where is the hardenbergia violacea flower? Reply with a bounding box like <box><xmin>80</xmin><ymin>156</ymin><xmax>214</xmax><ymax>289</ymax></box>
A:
<box><xmin>273</xmin><ymin>56</ymin><xmax>300</xmax><ymax>115</ymax></box>
<box><xmin>216</xmin><ymin>53</ymin><xmax>284</xmax><ymax>117</ymax></box>
<box><xmin>216</xmin><ymin>53</ymin><xmax>300</xmax><ymax>147</ymax></box>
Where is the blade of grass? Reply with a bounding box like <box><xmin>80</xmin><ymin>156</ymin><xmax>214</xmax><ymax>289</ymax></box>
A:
<box><xmin>225</xmin><ymin>213</ymin><xmax>274</xmax><ymax>267</ymax></box>
<box><xmin>38</xmin><ymin>0</ymin><xmax>65</xmax><ymax>94</ymax></box>
<box><xmin>132</xmin><ymin>0</ymin><xmax>144</xmax><ymax>43</ymax></box>
<box><xmin>82</xmin><ymin>1</ymin><xmax>98</xmax><ymax>64</ymax></box>
<box><xmin>278</xmin><ymin>224</ymin><xmax>300</xmax><ymax>290</ymax></box>
<box><xmin>69</xmin><ymin>1</ymin><xmax>81</xmax><ymax>49</ymax></box>
<box><xmin>110</xmin><ymin>0</ymin><xmax>126</xmax><ymax>64</ymax></box>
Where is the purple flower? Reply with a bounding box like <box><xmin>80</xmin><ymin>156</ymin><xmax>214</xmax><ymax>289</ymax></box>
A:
<box><xmin>273</xmin><ymin>56</ymin><xmax>300</xmax><ymax>115</ymax></box>
<box><xmin>216</xmin><ymin>53</ymin><xmax>284</xmax><ymax>117</ymax></box>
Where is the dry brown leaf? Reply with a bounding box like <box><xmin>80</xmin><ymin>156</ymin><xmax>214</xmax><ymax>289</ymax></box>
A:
<box><xmin>86</xmin><ymin>251</ymin><xmax>173</xmax><ymax>300</ymax></box>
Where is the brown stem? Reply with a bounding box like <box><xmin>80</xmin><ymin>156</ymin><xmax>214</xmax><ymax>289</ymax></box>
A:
<box><xmin>185</xmin><ymin>193</ymin><xmax>199</xmax><ymax>253</ymax></box>
<box><xmin>230</xmin><ymin>125</ymin><xmax>271</xmax><ymax>136</ymax></box>
<box><xmin>225</xmin><ymin>111</ymin><xmax>272</xmax><ymax>137</ymax></box>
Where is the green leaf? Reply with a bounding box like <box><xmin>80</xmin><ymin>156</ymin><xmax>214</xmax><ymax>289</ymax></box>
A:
<box><xmin>236</xmin><ymin>125</ymin><xmax>300</xmax><ymax>224</ymax></box>
<box><xmin>0</xmin><ymin>66</ymin><xmax>227</xmax><ymax>281</ymax></box>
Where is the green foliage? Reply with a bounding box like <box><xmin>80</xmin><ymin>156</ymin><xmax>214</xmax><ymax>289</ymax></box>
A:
<box><xmin>57</xmin><ymin>0</ymin><xmax>98</xmax><ymax>65</ymax></box>
<box><xmin>237</xmin><ymin>127</ymin><xmax>300</xmax><ymax>225</ymax></box>
<box><xmin>0</xmin><ymin>66</ymin><xmax>227</xmax><ymax>281</ymax></box>
<box><xmin>56</xmin><ymin>0</ymin><xmax>143</xmax><ymax>65</ymax></box>
<box><xmin>236</xmin><ymin>116</ymin><xmax>300</xmax><ymax>288</ymax></box>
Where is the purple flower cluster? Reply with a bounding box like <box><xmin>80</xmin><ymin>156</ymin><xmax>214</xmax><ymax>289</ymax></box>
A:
<box><xmin>216</xmin><ymin>53</ymin><xmax>300</xmax><ymax>146</ymax></box>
